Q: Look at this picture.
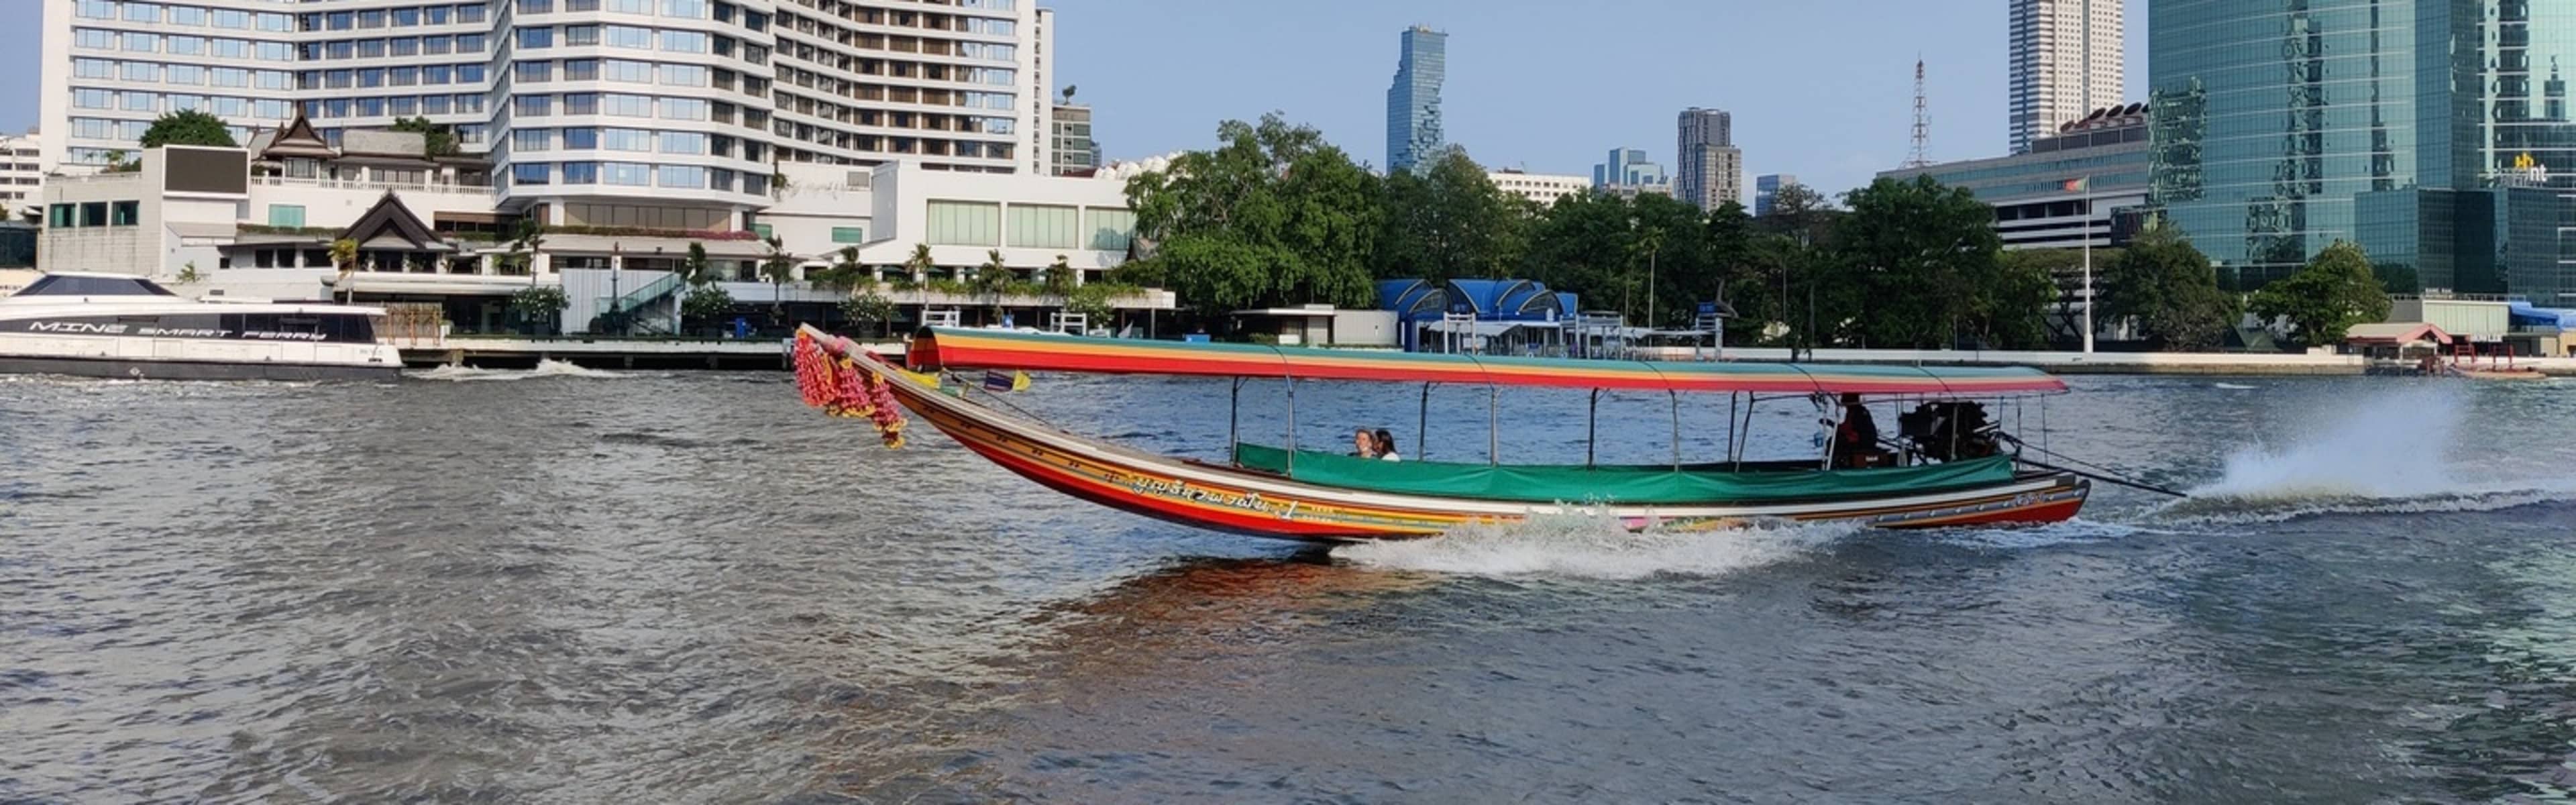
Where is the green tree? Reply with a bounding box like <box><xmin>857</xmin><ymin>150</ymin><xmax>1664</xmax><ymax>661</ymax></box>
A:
<box><xmin>102</xmin><ymin>150</ymin><xmax>138</xmax><ymax>173</ymax></box>
<box><xmin>2251</xmin><ymin>240</ymin><xmax>2392</xmax><ymax>348</ymax></box>
<box><xmin>1042</xmin><ymin>254</ymin><xmax>1076</xmax><ymax>296</ymax></box>
<box><xmin>680</xmin><ymin>241</ymin><xmax>716</xmax><ymax>286</ymax></box>
<box><xmin>681</xmin><ymin>284</ymin><xmax>735</xmax><ymax>333</ymax></box>
<box><xmin>504</xmin><ymin>217</ymin><xmax>545</xmax><ymax>284</ymax></box>
<box><xmin>759</xmin><ymin>237</ymin><xmax>796</xmax><ymax>315</ymax></box>
<box><xmin>2098</xmin><ymin>221</ymin><xmax>2235</xmax><ymax>350</ymax></box>
<box><xmin>810</xmin><ymin>246</ymin><xmax>869</xmax><ymax>293</ymax></box>
<box><xmin>139</xmin><ymin>110</ymin><xmax>237</xmax><ymax>149</ymax></box>
<box><xmin>1378</xmin><ymin>147</ymin><xmax>1530</xmax><ymax>282</ymax></box>
<box><xmin>1826</xmin><ymin>176</ymin><xmax>2009</xmax><ymax>348</ymax></box>
<box><xmin>902</xmin><ymin>243</ymin><xmax>934</xmax><ymax>282</ymax></box>
<box><xmin>388</xmin><ymin>116</ymin><xmax>459</xmax><ymax>157</ymax></box>
<box><xmin>841</xmin><ymin>290</ymin><xmax>896</xmax><ymax>337</ymax></box>
<box><xmin>1118</xmin><ymin>113</ymin><xmax>1383</xmax><ymax>313</ymax></box>
<box><xmin>1524</xmin><ymin>190</ymin><xmax>1639</xmax><ymax>314</ymax></box>
<box><xmin>329</xmin><ymin>237</ymin><xmax>360</xmax><ymax>303</ymax></box>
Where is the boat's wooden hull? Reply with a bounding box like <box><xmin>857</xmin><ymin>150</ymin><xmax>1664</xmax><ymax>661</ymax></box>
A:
<box><xmin>850</xmin><ymin>346</ymin><xmax>2088</xmax><ymax>543</ymax></box>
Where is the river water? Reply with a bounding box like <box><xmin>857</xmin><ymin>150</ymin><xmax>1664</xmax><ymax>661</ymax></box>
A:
<box><xmin>4</xmin><ymin>366</ymin><xmax>2575</xmax><ymax>802</ymax></box>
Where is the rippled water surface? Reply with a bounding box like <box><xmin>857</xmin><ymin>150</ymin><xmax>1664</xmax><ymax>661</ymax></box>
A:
<box><xmin>6</xmin><ymin>366</ymin><xmax>2576</xmax><ymax>802</ymax></box>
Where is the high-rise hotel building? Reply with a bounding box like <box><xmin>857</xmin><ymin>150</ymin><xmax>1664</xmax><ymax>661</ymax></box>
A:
<box><xmin>2007</xmin><ymin>0</ymin><xmax>2123</xmax><ymax>154</ymax></box>
<box><xmin>40</xmin><ymin>0</ymin><xmax>1055</xmax><ymax>229</ymax></box>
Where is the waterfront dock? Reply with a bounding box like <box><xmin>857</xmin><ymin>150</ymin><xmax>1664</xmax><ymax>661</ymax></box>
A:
<box><xmin>1668</xmin><ymin>347</ymin><xmax>2576</xmax><ymax>377</ymax></box>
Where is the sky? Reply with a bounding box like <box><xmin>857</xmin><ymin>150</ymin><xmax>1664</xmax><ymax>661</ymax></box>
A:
<box><xmin>0</xmin><ymin>0</ymin><xmax>2149</xmax><ymax>197</ymax></box>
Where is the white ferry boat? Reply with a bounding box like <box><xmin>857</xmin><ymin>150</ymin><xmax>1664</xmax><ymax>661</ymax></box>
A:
<box><xmin>0</xmin><ymin>272</ymin><xmax>400</xmax><ymax>380</ymax></box>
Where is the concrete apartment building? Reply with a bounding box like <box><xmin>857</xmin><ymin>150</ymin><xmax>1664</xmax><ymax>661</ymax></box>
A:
<box><xmin>1049</xmin><ymin>99</ymin><xmax>1096</xmax><ymax>176</ymax></box>
<box><xmin>0</xmin><ymin>133</ymin><xmax>42</xmax><ymax>221</ymax></box>
<box><xmin>1674</xmin><ymin>107</ymin><xmax>1741</xmax><ymax>211</ymax></box>
<box><xmin>2008</xmin><ymin>0</ymin><xmax>2123</xmax><ymax>154</ymax></box>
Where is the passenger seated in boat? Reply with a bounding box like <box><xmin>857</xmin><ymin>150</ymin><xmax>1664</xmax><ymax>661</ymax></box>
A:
<box><xmin>1374</xmin><ymin>429</ymin><xmax>1403</xmax><ymax>462</ymax></box>
<box><xmin>1352</xmin><ymin>427</ymin><xmax>1379</xmax><ymax>458</ymax></box>
<box><xmin>1832</xmin><ymin>393</ymin><xmax>1886</xmax><ymax>469</ymax></box>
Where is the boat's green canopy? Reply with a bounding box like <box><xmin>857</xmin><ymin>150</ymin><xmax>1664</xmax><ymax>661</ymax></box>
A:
<box><xmin>1233</xmin><ymin>444</ymin><xmax>2017</xmax><ymax>504</ymax></box>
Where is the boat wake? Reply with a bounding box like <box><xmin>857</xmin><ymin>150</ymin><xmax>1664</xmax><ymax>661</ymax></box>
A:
<box><xmin>408</xmin><ymin>359</ymin><xmax>639</xmax><ymax>382</ymax></box>
<box><xmin>1332</xmin><ymin>513</ymin><xmax>1858</xmax><ymax>580</ymax></box>
<box><xmin>2157</xmin><ymin>384</ymin><xmax>2576</xmax><ymax>523</ymax></box>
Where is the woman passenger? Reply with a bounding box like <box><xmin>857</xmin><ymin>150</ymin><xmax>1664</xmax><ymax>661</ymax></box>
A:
<box><xmin>1374</xmin><ymin>429</ymin><xmax>1403</xmax><ymax>462</ymax></box>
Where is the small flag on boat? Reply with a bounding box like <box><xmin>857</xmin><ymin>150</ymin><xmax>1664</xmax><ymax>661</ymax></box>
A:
<box><xmin>983</xmin><ymin>370</ymin><xmax>1030</xmax><ymax>392</ymax></box>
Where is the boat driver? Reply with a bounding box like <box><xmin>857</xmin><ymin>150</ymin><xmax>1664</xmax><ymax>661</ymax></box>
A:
<box><xmin>1832</xmin><ymin>393</ymin><xmax>1882</xmax><ymax>469</ymax></box>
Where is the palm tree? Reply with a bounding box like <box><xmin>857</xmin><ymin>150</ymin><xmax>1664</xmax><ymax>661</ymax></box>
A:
<box><xmin>759</xmin><ymin>236</ymin><xmax>796</xmax><ymax>317</ymax></box>
<box><xmin>506</xmin><ymin>217</ymin><xmax>545</xmax><ymax>286</ymax></box>
<box><xmin>329</xmin><ymin>238</ymin><xmax>360</xmax><ymax>303</ymax></box>
<box><xmin>975</xmin><ymin>248</ymin><xmax>1014</xmax><ymax>323</ymax></box>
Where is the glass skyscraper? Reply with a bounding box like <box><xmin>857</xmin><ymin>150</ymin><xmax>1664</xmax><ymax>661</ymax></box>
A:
<box><xmin>2150</xmin><ymin>0</ymin><xmax>2576</xmax><ymax>302</ymax></box>
<box><xmin>1385</xmin><ymin>26</ymin><xmax>1445</xmax><ymax>174</ymax></box>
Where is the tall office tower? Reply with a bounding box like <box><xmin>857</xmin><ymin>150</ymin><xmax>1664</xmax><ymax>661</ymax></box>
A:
<box><xmin>1674</xmin><ymin>107</ymin><xmax>1741</xmax><ymax>211</ymax></box>
<box><xmin>42</xmin><ymin>0</ymin><xmax>1054</xmax><ymax>227</ymax></box>
<box><xmin>1051</xmin><ymin>100</ymin><xmax>1097</xmax><ymax>176</ymax></box>
<box><xmin>2008</xmin><ymin>0</ymin><xmax>2124</xmax><ymax>154</ymax></box>
<box><xmin>1385</xmin><ymin>25</ymin><xmax>1446</xmax><ymax>174</ymax></box>
<box><xmin>2151</xmin><ymin>0</ymin><xmax>2576</xmax><ymax>303</ymax></box>
<box><xmin>1754</xmin><ymin>174</ymin><xmax>1797</xmax><ymax>217</ymax></box>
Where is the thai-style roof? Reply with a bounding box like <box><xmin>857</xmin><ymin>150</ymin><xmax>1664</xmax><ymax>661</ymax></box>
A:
<box><xmin>337</xmin><ymin>129</ymin><xmax>431</xmax><ymax>163</ymax></box>
<box><xmin>905</xmin><ymin>327</ymin><xmax>2069</xmax><ymax>396</ymax></box>
<box><xmin>2344</xmin><ymin>323</ymin><xmax>2453</xmax><ymax>345</ymax></box>
<box><xmin>253</xmin><ymin>111</ymin><xmax>336</xmax><ymax>160</ymax></box>
<box><xmin>337</xmin><ymin>191</ymin><xmax>449</xmax><ymax>251</ymax></box>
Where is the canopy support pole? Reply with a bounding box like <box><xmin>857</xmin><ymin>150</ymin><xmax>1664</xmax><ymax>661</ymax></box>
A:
<box><xmin>1487</xmin><ymin>383</ymin><xmax>1500</xmax><ymax>468</ymax></box>
<box><xmin>1724</xmin><ymin>391</ymin><xmax>1739</xmax><ymax>465</ymax></box>
<box><xmin>1587</xmin><ymin>389</ymin><xmax>1601</xmax><ymax>468</ymax></box>
<box><xmin>1285</xmin><ymin>378</ymin><xmax>1297</xmax><ymax>474</ymax></box>
<box><xmin>1228</xmin><ymin>377</ymin><xmax>1242</xmax><ymax>462</ymax></box>
<box><xmin>1668</xmin><ymin>390</ymin><xmax>1682</xmax><ymax>470</ymax></box>
<box><xmin>1418</xmin><ymin>382</ymin><xmax>1432</xmax><ymax>461</ymax></box>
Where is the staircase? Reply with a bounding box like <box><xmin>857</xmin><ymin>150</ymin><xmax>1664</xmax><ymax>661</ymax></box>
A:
<box><xmin>593</xmin><ymin>272</ymin><xmax>683</xmax><ymax>335</ymax></box>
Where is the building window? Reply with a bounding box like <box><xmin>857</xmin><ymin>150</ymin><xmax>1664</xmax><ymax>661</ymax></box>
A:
<box><xmin>561</xmin><ymin>161</ymin><xmax>598</xmax><ymax>184</ymax></box>
<box><xmin>48</xmin><ymin>204</ymin><xmax>73</xmax><ymax>228</ymax></box>
<box><xmin>657</xmin><ymin>131</ymin><xmax>706</xmax><ymax>154</ymax></box>
<box><xmin>517</xmin><ymin>27</ymin><xmax>553</xmax><ymax>48</ymax></box>
<box><xmin>830</xmin><ymin>226</ymin><xmax>866</xmax><ymax>244</ymax></box>
<box><xmin>751</xmin><ymin>223</ymin><xmax>772</xmax><ymax>239</ymax></box>
<box><xmin>561</xmin><ymin>126</ymin><xmax>598</xmax><ymax>149</ymax></box>
<box><xmin>268</xmin><ymin>205</ymin><xmax>306</xmax><ymax>228</ymax></box>
<box><xmin>1086</xmin><ymin>208</ymin><xmax>1136</xmax><ymax>251</ymax></box>
<box><xmin>513</xmin><ymin>129</ymin><xmax>553</xmax><ymax>152</ymax></box>
<box><xmin>602</xmin><ymin>162</ymin><xmax>651</xmax><ymax>186</ymax></box>
<box><xmin>601</xmin><ymin>127</ymin><xmax>651</xmax><ymax>151</ymax></box>
<box><xmin>513</xmin><ymin>163</ymin><xmax>551</xmax><ymax>186</ymax></box>
<box><xmin>110</xmin><ymin>201</ymin><xmax>139</xmax><ymax>227</ymax></box>
<box><xmin>926</xmin><ymin>201</ymin><xmax>1000</xmax><ymax>246</ymax></box>
<box><xmin>77</xmin><ymin>202</ymin><xmax>108</xmax><ymax>227</ymax></box>
<box><xmin>655</xmin><ymin>165</ymin><xmax>705</xmax><ymax>189</ymax></box>
<box><xmin>1005</xmin><ymin>205</ymin><xmax>1077</xmax><ymax>250</ymax></box>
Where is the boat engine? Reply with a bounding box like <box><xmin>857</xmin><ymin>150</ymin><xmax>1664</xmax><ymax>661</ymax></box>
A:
<box><xmin>1898</xmin><ymin>401</ymin><xmax>2002</xmax><ymax>462</ymax></box>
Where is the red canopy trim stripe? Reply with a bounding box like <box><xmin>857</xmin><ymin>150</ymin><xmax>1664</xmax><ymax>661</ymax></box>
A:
<box><xmin>901</xmin><ymin>327</ymin><xmax>2067</xmax><ymax>396</ymax></box>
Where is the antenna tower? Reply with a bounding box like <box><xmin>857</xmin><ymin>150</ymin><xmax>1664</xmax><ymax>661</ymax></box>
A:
<box><xmin>1904</xmin><ymin>58</ymin><xmax>1931</xmax><ymax>168</ymax></box>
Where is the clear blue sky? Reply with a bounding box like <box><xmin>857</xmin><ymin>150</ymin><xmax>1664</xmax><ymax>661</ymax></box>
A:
<box><xmin>0</xmin><ymin>0</ymin><xmax>2148</xmax><ymax>197</ymax></box>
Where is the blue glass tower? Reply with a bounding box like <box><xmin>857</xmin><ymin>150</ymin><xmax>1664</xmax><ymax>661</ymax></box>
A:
<box><xmin>1385</xmin><ymin>27</ymin><xmax>1447</xmax><ymax>174</ymax></box>
<box><xmin>2151</xmin><ymin>0</ymin><xmax>2576</xmax><ymax>301</ymax></box>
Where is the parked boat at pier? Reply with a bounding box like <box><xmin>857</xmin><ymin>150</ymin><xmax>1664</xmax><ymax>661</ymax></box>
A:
<box><xmin>0</xmin><ymin>273</ymin><xmax>400</xmax><ymax>380</ymax></box>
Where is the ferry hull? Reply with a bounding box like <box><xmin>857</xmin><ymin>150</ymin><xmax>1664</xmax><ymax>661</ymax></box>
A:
<box><xmin>842</xmin><ymin>344</ymin><xmax>2088</xmax><ymax>543</ymax></box>
<box><xmin>0</xmin><ymin>355</ymin><xmax>400</xmax><ymax>382</ymax></box>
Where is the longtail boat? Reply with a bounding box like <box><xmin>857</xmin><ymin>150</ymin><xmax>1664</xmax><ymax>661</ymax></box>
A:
<box><xmin>792</xmin><ymin>325</ymin><xmax>2088</xmax><ymax>542</ymax></box>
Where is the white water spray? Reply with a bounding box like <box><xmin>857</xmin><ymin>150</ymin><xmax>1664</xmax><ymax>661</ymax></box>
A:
<box><xmin>409</xmin><ymin>359</ymin><xmax>636</xmax><ymax>382</ymax></box>
<box><xmin>2172</xmin><ymin>384</ymin><xmax>2576</xmax><ymax>521</ymax></box>
<box><xmin>1333</xmin><ymin>513</ymin><xmax>1856</xmax><ymax>580</ymax></box>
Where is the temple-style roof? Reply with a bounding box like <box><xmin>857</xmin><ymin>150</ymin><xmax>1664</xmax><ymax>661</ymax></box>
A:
<box><xmin>337</xmin><ymin>191</ymin><xmax>452</xmax><ymax>252</ymax></box>
<box><xmin>252</xmin><ymin>111</ymin><xmax>336</xmax><ymax>160</ymax></box>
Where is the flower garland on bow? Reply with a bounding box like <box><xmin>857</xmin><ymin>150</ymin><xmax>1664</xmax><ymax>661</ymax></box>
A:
<box><xmin>791</xmin><ymin>331</ymin><xmax>908</xmax><ymax>448</ymax></box>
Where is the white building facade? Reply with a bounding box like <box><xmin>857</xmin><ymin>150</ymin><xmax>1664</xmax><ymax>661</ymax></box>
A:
<box><xmin>2007</xmin><ymin>0</ymin><xmax>2123</xmax><ymax>154</ymax></box>
<box><xmin>1485</xmin><ymin>170</ymin><xmax>1589</xmax><ymax>207</ymax></box>
<box><xmin>40</xmin><ymin>0</ymin><xmax>1056</xmax><ymax>187</ymax></box>
<box><xmin>1</xmin><ymin>132</ymin><xmax>43</xmax><ymax>219</ymax></box>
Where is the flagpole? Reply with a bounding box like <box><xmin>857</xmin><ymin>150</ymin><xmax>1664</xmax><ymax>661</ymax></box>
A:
<box><xmin>2078</xmin><ymin>175</ymin><xmax>2094</xmax><ymax>354</ymax></box>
